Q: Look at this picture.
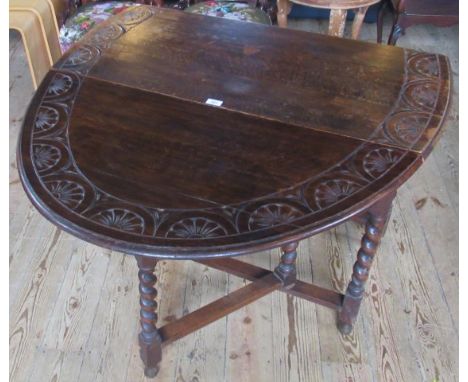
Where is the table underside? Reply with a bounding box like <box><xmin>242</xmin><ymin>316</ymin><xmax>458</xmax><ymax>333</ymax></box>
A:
<box><xmin>134</xmin><ymin>190</ymin><xmax>393</xmax><ymax>377</ymax></box>
<box><xmin>159</xmin><ymin>257</ymin><xmax>342</xmax><ymax>345</ymax></box>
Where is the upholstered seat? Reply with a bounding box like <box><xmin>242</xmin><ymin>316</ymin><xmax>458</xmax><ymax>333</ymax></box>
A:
<box><xmin>186</xmin><ymin>1</ymin><xmax>271</xmax><ymax>24</ymax></box>
<box><xmin>12</xmin><ymin>0</ymin><xmax>270</xmax><ymax>89</ymax></box>
<box><xmin>59</xmin><ymin>1</ymin><xmax>141</xmax><ymax>52</ymax></box>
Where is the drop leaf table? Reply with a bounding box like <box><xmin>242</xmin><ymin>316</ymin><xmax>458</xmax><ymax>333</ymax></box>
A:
<box><xmin>17</xmin><ymin>6</ymin><xmax>451</xmax><ymax>378</ymax></box>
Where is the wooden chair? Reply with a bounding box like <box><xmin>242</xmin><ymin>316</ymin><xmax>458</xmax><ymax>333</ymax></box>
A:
<box><xmin>9</xmin><ymin>0</ymin><xmax>63</xmax><ymax>89</ymax></box>
<box><xmin>9</xmin><ymin>0</ymin><xmax>62</xmax><ymax>88</ymax></box>
<box><xmin>377</xmin><ymin>0</ymin><xmax>459</xmax><ymax>45</ymax></box>
<box><xmin>277</xmin><ymin>0</ymin><xmax>381</xmax><ymax>39</ymax></box>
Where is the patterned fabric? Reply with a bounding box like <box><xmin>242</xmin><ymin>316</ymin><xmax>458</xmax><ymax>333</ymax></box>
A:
<box><xmin>59</xmin><ymin>1</ymin><xmax>141</xmax><ymax>52</ymax></box>
<box><xmin>186</xmin><ymin>1</ymin><xmax>271</xmax><ymax>24</ymax></box>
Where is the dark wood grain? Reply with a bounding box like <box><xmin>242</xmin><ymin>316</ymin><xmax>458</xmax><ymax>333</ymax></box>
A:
<box><xmin>69</xmin><ymin>78</ymin><xmax>364</xmax><ymax>208</ymax></box>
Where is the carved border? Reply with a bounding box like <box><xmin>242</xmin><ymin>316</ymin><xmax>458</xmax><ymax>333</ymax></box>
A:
<box><xmin>24</xmin><ymin>7</ymin><xmax>446</xmax><ymax>243</ymax></box>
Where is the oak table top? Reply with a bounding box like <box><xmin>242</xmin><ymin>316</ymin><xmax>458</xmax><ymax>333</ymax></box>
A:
<box><xmin>18</xmin><ymin>6</ymin><xmax>450</xmax><ymax>258</ymax></box>
<box><xmin>17</xmin><ymin>6</ymin><xmax>451</xmax><ymax>378</ymax></box>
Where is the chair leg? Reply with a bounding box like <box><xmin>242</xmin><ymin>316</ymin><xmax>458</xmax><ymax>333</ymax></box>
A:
<box><xmin>136</xmin><ymin>256</ymin><xmax>163</xmax><ymax>378</ymax></box>
<box><xmin>329</xmin><ymin>9</ymin><xmax>347</xmax><ymax>37</ymax></box>
<box><xmin>277</xmin><ymin>0</ymin><xmax>292</xmax><ymax>28</ymax></box>
<box><xmin>351</xmin><ymin>6</ymin><xmax>369</xmax><ymax>40</ymax></box>
<box><xmin>337</xmin><ymin>194</ymin><xmax>394</xmax><ymax>334</ymax></box>
<box><xmin>376</xmin><ymin>0</ymin><xmax>388</xmax><ymax>43</ymax></box>
<box><xmin>10</xmin><ymin>1</ymin><xmax>62</xmax><ymax>62</ymax></box>
<box><xmin>388</xmin><ymin>23</ymin><xmax>404</xmax><ymax>45</ymax></box>
<box><xmin>387</xmin><ymin>10</ymin><xmax>406</xmax><ymax>45</ymax></box>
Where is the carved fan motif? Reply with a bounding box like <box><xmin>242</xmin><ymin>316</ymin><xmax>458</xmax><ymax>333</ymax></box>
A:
<box><xmin>404</xmin><ymin>81</ymin><xmax>438</xmax><ymax>111</ymax></box>
<box><xmin>248</xmin><ymin>203</ymin><xmax>303</xmax><ymax>230</ymax></box>
<box><xmin>35</xmin><ymin>107</ymin><xmax>59</xmax><ymax>132</ymax></box>
<box><xmin>92</xmin><ymin>208</ymin><xmax>145</xmax><ymax>233</ymax></box>
<box><xmin>33</xmin><ymin>144</ymin><xmax>62</xmax><ymax>172</ymax></box>
<box><xmin>166</xmin><ymin>217</ymin><xmax>228</xmax><ymax>239</ymax></box>
<box><xmin>46</xmin><ymin>180</ymin><xmax>85</xmax><ymax>209</ymax></box>
<box><xmin>64</xmin><ymin>45</ymin><xmax>99</xmax><ymax>66</ymax></box>
<box><xmin>408</xmin><ymin>53</ymin><xmax>439</xmax><ymax>77</ymax></box>
<box><xmin>363</xmin><ymin>148</ymin><xmax>401</xmax><ymax>178</ymax></box>
<box><xmin>314</xmin><ymin>180</ymin><xmax>359</xmax><ymax>209</ymax></box>
<box><xmin>385</xmin><ymin>112</ymin><xmax>429</xmax><ymax>145</ymax></box>
<box><xmin>46</xmin><ymin>73</ymin><xmax>73</xmax><ymax>97</ymax></box>
<box><xmin>90</xmin><ymin>23</ymin><xmax>124</xmax><ymax>46</ymax></box>
<box><xmin>121</xmin><ymin>6</ymin><xmax>154</xmax><ymax>25</ymax></box>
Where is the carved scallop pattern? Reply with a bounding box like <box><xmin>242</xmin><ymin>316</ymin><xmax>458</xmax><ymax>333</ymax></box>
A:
<box><xmin>63</xmin><ymin>45</ymin><xmax>100</xmax><ymax>67</ymax></box>
<box><xmin>248</xmin><ymin>203</ymin><xmax>304</xmax><ymax>231</ymax></box>
<box><xmin>404</xmin><ymin>81</ymin><xmax>438</xmax><ymax>111</ymax></box>
<box><xmin>394</xmin><ymin>115</ymin><xmax>425</xmax><ymax>143</ymax></box>
<box><xmin>363</xmin><ymin>148</ymin><xmax>401</xmax><ymax>179</ymax></box>
<box><xmin>166</xmin><ymin>217</ymin><xmax>228</xmax><ymax>239</ymax></box>
<box><xmin>120</xmin><ymin>5</ymin><xmax>154</xmax><ymax>26</ymax></box>
<box><xmin>385</xmin><ymin>111</ymin><xmax>429</xmax><ymax>145</ymax></box>
<box><xmin>374</xmin><ymin>52</ymin><xmax>440</xmax><ymax>148</ymax></box>
<box><xmin>90</xmin><ymin>23</ymin><xmax>125</xmax><ymax>47</ymax></box>
<box><xmin>408</xmin><ymin>53</ymin><xmax>439</xmax><ymax>78</ymax></box>
<box><xmin>91</xmin><ymin>208</ymin><xmax>145</xmax><ymax>234</ymax></box>
<box><xmin>45</xmin><ymin>180</ymin><xmax>85</xmax><ymax>209</ymax></box>
<box><xmin>35</xmin><ymin>106</ymin><xmax>59</xmax><ymax>132</ymax></box>
<box><xmin>33</xmin><ymin>144</ymin><xmax>62</xmax><ymax>173</ymax></box>
<box><xmin>45</xmin><ymin>73</ymin><xmax>73</xmax><ymax>97</ymax></box>
<box><xmin>314</xmin><ymin>179</ymin><xmax>360</xmax><ymax>209</ymax></box>
<box><xmin>21</xmin><ymin>11</ymin><xmax>447</xmax><ymax>244</ymax></box>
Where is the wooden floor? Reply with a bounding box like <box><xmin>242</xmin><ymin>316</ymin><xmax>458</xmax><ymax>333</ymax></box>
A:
<box><xmin>10</xmin><ymin>15</ymin><xmax>458</xmax><ymax>382</ymax></box>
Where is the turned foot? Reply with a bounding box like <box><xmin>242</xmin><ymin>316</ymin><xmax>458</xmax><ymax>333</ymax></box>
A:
<box><xmin>144</xmin><ymin>366</ymin><xmax>160</xmax><ymax>378</ymax></box>
<box><xmin>388</xmin><ymin>23</ymin><xmax>404</xmax><ymax>45</ymax></box>
<box><xmin>337</xmin><ymin>194</ymin><xmax>394</xmax><ymax>334</ymax></box>
<box><xmin>136</xmin><ymin>256</ymin><xmax>162</xmax><ymax>377</ymax></box>
<box><xmin>337</xmin><ymin>322</ymin><xmax>353</xmax><ymax>335</ymax></box>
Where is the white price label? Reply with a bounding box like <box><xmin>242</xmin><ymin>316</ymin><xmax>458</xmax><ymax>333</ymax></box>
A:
<box><xmin>205</xmin><ymin>98</ymin><xmax>223</xmax><ymax>107</ymax></box>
